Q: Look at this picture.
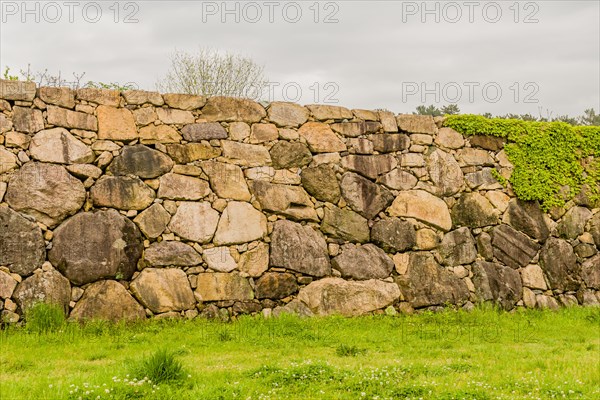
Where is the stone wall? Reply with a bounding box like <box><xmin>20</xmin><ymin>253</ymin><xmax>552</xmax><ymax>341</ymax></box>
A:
<box><xmin>0</xmin><ymin>80</ymin><xmax>598</xmax><ymax>323</ymax></box>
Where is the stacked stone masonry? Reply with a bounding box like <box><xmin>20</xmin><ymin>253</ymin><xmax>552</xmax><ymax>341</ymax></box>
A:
<box><xmin>0</xmin><ymin>80</ymin><xmax>598</xmax><ymax>323</ymax></box>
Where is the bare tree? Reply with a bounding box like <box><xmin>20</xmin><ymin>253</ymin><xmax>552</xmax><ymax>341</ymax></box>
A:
<box><xmin>156</xmin><ymin>48</ymin><xmax>268</xmax><ymax>98</ymax></box>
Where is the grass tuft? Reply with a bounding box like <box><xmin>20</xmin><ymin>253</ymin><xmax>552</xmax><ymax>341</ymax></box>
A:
<box><xmin>335</xmin><ymin>343</ymin><xmax>366</xmax><ymax>357</ymax></box>
<box><xmin>130</xmin><ymin>349</ymin><xmax>187</xmax><ymax>384</ymax></box>
<box><xmin>24</xmin><ymin>303</ymin><xmax>66</xmax><ymax>334</ymax></box>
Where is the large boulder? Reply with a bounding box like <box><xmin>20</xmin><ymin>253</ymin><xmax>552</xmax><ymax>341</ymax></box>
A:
<box><xmin>396</xmin><ymin>252</ymin><xmax>469</xmax><ymax>308</ymax></box>
<box><xmin>168</xmin><ymin>202</ymin><xmax>220</xmax><ymax>243</ymax></box>
<box><xmin>388</xmin><ymin>190</ymin><xmax>452</xmax><ymax>231</ymax></box>
<box><xmin>371</xmin><ymin>218</ymin><xmax>416</xmax><ymax>253</ymax></box>
<box><xmin>49</xmin><ymin>210</ymin><xmax>143</xmax><ymax>285</ymax></box>
<box><xmin>70</xmin><ymin>280</ymin><xmax>145</xmax><ymax>322</ymax></box>
<box><xmin>108</xmin><ymin>145</ymin><xmax>174</xmax><ymax>179</ymax></box>
<box><xmin>340</xmin><ymin>173</ymin><xmax>394</xmax><ymax>220</ymax></box>
<box><xmin>195</xmin><ymin>272</ymin><xmax>253</xmax><ymax>301</ymax></box>
<box><xmin>438</xmin><ymin>227</ymin><xmax>477</xmax><ymax>266</ymax></box>
<box><xmin>6</xmin><ymin>162</ymin><xmax>86</xmax><ymax>227</ymax></box>
<box><xmin>332</xmin><ymin>244</ymin><xmax>394</xmax><ymax>280</ymax></box>
<box><xmin>320</xmin><ymin>206</ymin><xmax>370</xmax><ymax>243</ymax></box>
<box><xmin>13</xmin><ymin>269</ymin><xmax>70</xmax><ymax>313</ymax></box>
<box><xmin>267</xmin><ymin>102</ymin><xmax>309</xmax><ymax>127</ymax></box>
<box><xmin>300</xmin><ymin>164</ymin><xmax>340</xmax><ymax>204</ymax></box>
<box><xmin>472</xmin><ymin>261</ymin><xmax>522</xmax><ymax>310</ymax></box>
<box><xmin>503</xmin><ymin>199</ymin><xmax>550</xmax><ymax>241</ymax></box>
<box><xmin>250</xmin><ymin>181</ymin><xmax>318</xmax><ymax>221</ymax></box>
<box><xmin>297</xmin><ymin>278</ymin><xmax>400</xmax><ymax>316</ymax></box>
<box><xmin>451</xmin><ymin>193</ymin><xmax>498</xmax><ymax>228</ymax></box>
<box><xmin>213</xmin><ymin>201</ymin><xmax>267</xmax><ymax>245</ymax></box>
<box><xmin>201</xmin><ymin>96</ymin><xmax>266</xmax><ymax>123</ymax></box>
<box><xmin>0</xmin><ymin>206</ymin><xmax>46</xmax><ymax>276</ymax></box>
<box><xmin>269</xmin><ymin>220</ymin><xmax>331</xmax><ymax>277</ymax></box>
<box><xmin>143</xmin><ymin>241</ymin><xmax>202</xmax><ymax>267</ymax></box>
<box><xmin>539</xmin><ymin>238</ymin><xmax>579</xmax><ymax>291</ymax></box>
<box><xmin>298</xmin><ymin>122</ymin><xmax>346</xmax><ymax>153</ymax></box>
<box><xmin>255</xmin><ymin>272</ymin><xmax>298</xmax><ymax>299</ymax></box>
<box><xmin>491</xmin><ymin>224</ymin><xmax>540</xmax><ymax>269</ymax></box>
<box><xmin>90</xmin><ymin>176</ymin><xmax>155</xmax><ymax>210</ymax></box>
<box><xmin>130</xmin><ymin>268</ymin><xmax>196</xmax><ymax>313</ymax></box>
<box><xmin>29</xmin><ymin>128</ymin><xmax>94</xmax><ymax>164</ymax></box>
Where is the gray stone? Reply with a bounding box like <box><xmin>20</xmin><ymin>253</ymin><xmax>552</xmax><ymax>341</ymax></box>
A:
<box><xmin>539</xmin><ymin>238</ymin><xmax>579</xmax><ymax>291</ymax></box>
<box><xmin>451</xmin><ymin>193</ymin><xmax>498</xmax><ymax>228</ymax></box>
<box><xmin>301</xmin><ymin>164</ymin><xmax>340</xmax><ymax>204</ymax></box>
<box><xmin>6</xmin><ymin>162</ymin><xmax>86</xmax><ymax>227</ymax></box>
<box><xmin>270</xmin><ymin>220</ymin><xmax>331</xmax><ymax>277</ymax></box>
<box><xmin>369</xmin><ymin>134</ymin><xmax>410</xmax><ymax>153</ymax></box>
<box><xmin>469</xmin><ymin>135</ymin><xmax>505</xmax><ymax>151</ymax></box>
<box><xmin>131</xmin><ymin>268</ymin><xmax>196</xmax><ymax>313</ymax></box>
<box><xmin>340</xmin><ymin>172</ymin><xmax>394</xmax><ymax>220</ymax></box>
<box><xmin>581</xmin><ymin>255</ymin><xmax>600</xmax><ymax>289</ymax></box>
<box><xmin>589</xmin><ymin>212</ymin><xmax>600</xmax><ymax>247</ymax></box>
<box><xmin>70</xmin><ymin>280</ymin><xmax>145</xmax><ymax>322</ymax></box>
<box><xmin>0</xmin><ymin>79</ymin><xmax>36</xmax><ymax>101</ymax></box>
<box><xmin>13</xmin><ymin>269</ymin><xmax>70</xmax><ymax>313</ymax></box>
<box><xmin>0</xmin><ymin>206</ymin><xmax>46</xmax><ymax>276</ymax></box>
<box><xmin>267</xmin><ymin>102</ymin><xmax>309</xmax><ymax>127</ymax></box>
<box><xmin>30</xmin><ymin>127</ymin><xmax>95</xmax><ymax>164</ymax></box>
<box><xmin>108</xmin><ymin>145</ymin><xmax>174</xmax><ymax>179</ymax></box>
<box><xmin>341</xmin><ymin>154</ymin><xmax>397</xmax><ymax>180</ymax></box>
<box><xmin>297</xmin><ymin>278</ymin><xmax>400</xmax><ymax>316</ymax></box>
<box><xmin>427</xmin><ymin>149</ymin><xmax>463</xmax><ymax>196</ymax></box>
<box><xmin>49</xmin><ymin>209</ymin><xmax>143</xmax><ymax>285</ymax></box>
<box><xmin>438</xmin><ymin>227</ymin><xmax>477</xmax><ymax>266</ymax></box>
<box><xmin>395</xmin><ymin>252</ymin><xmax>469</xmax><ymax>308</ymax></box>
<box><xmin>557</xmin><ymin>206</ymin><xmax>592</xmax><ymax>239</ymax></box>
<box><xmin>396</xmin><ymin>114</ymin><xmax>437</xmax><ymax>134</ymax></box>
<box><xmin>321</xmin><ymin>206</ymin><xmax>370</xmax><ymax>243</ymax></box>
<box><xmin>269</xmin><ymin>141</ymin><xmax>312</xmax><ymax>169</ymax></box>
<box><xmin>182</xmin><ymin>122</ymin><xmax>228</xmax><ymax>141</ymax></box>
<box><xmin>371</xmin><ymin>218</ymin><xmax>416</xmax><ymax>253</ymax></box>
<box><xmin>144</xmin><ymin>241</ymin><xmax>202</xmax><ymax>267</ymax></box>
<box><xmin>476</xmin><ymin>232</ymin><xmax>494</xmax><ymax>261</ymax></box>
<box><xmin>491</xmin><ymin>224</ymin><xmax>540</xmax><ymax>269</ymax></box>
<box><xmin>332</xmin><ymin>243</ymin><xmax>394</xmax><ymax>280</ymax></box>
<box><xmin>203</xmin><ymin>247</ymin><xmax>237</xmax><ymax>272</ymax></box>
<box><xmin>256</xmin><ymin>272</ymin><xmax>298</xmax><ymax>299</ymax></box>
<box><xmin>504</xmin><ymin>199</ymin><xmax>550</xmax><ymax>241</ymax></box>
<box><xmin>91</xmin><ymin>176</ymin><xmax>155</xmax><ymax>210</ymax></box>
<box><xmin>472</xmin><ymin>261</ymin><xmax>522</xmax><ymax>310</ymax></box>
<box><xmin>13</xmin><ymin>106</ymin><xmax>44</xmax><ymax>133</ymax></box>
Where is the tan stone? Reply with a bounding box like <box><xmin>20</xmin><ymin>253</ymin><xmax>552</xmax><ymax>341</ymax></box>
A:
<box><xmin>13</xmin><ymin>106</ymin><xmax>44</xmax><ymax>133</ymax></box>
<box><xmin>416</xmin><ymin>228</ymin><xmax>439</xmax><ymax>250</ymax></box>
<box><xmin>139</xmin><ymin>124</ymin><xmax>181</xmax><ymax>144</ymax></box>
<box><xmin>201</xmin><ymin>161</ymin><xmax>251</xmax><ymax>201</ymax></box>
<box><xmin>30</xmin><ymin>128</ymin><xmax>94</xmax><ymax>164</ymax></box>
<box><xmin>97</xmin><ymin>105</ymin><xmax>136</xmax><ymax>140</ymax></box>
<box><xmin>352</xmin><ymin>109</ymin><xmax>379</xmax><ymax>121</ymax></box>
<box><xmin>122</xmin><ymin>90</ymin><xmax>164</xmax><ymax>106</ymax></box>
<box><xmin>239</xmin><ymin>242</ymin><xmax>269</xmax><ymax>277</ymax></box>
<box><xmin>38</xmin><ymin>87</ymin><xmax>75</xmax><ymax>108</ymax></box>
<box><xmin>195</xmin><ymin>272</ymin><xmax>253</xmax><ymax>301</ymax></box>
<box><xmin>76</xmin><ymin>88</ymin><xmax>120</xmax><ymax>106</ymax></box>
<box><xmin>168</xmin><ymin>201</ymin><xmax>219</xmax><ymax>243</ymax></box>
<box><xmin>166</xmin><ymin>143</ymin><xmax>219</xmax><ymax>163</ymax></box>
<box><xmin>0</xmin><ymin>146</ymin><xmax>17</xmax><ymax>174</ymax></box>
<box><xmin>203</xmin><ymin>247</ymin><xmax>237</xmax><ymax>272</ymax></box>
<box><xmin>297</xmin><ymin>278</ymin><xmax>400</xmax><ymax>316</ymax></box>
<box><xmin>90</xmin><ymin>176</ymin><xmax>155</xmax><ymax>210</ymax></box>
<box><xmin>457</xmin><ymin>148</ymin><xmax>495</xmax><ymax>166</ymax></box>
<box><xmin>132</xmin><ymin>107</ymin><xmax>157</xmax><ymax>126</ymax></box>
<box><xmin>378</xmin><ymin>111</ymin><xmax>398</xmax><ymax>132</ymax></box>
<box><xmin>158</xmin><ymin>173</ymin><xmax>210</xmax><ymax>200</ymax></box>
<box><xmin>249</xmin><ymin>123</ymin><xmax>278</xmax><ymax>143</ymax></box>
<box><xmin>163</xmin><ymin>93</ymin><xmax>206</xmax><ymax>110</ymax></box>
<box><xmin>202</xmin><ymin>96</ymin><xmax>266</xmax><ymax>123</ymax></box>
<box><xmin>131</xmin><ymin>268</ymin><xmax>195</xmax><ymax>313</ymax></box>
<box><xmin>520</xmin><ymin>265</ymin><xmax>548</xmax><ymax>290</ymax></box>
<box><xmin>47</xmin><ymin>106</ymin><xmax>98</xmax><ymax>131</ymax></box>
<box><xmin>486</xmin><ymin>191</ymin><xmax>510</xmax><ymax>212</ymax></box>
<box><xmin>377</xmin><ymin>169</ymin><xmax>418</xmax><ymax>190</ymax></box>
<box><xmin>388</xmin><ymin>190</ymin><xmax>452</xmax><ymax>231</ymax></box>
<box><xmin>5</xmin><ymin>131</ymin><xmax>30</xmax><ymax>149</ymax></box>
<box><xmin>156</xmin><ymin>108</ymin><xmax>194</xmax><ymax>125</ymax></box>
<box><xmin>71</xmin><ymin>280</ymin><xmax>145</xmax><ymax>322</ymax></box>
<box><xmin>396</xmin><ymin>114</ymin><xmax>437</xmax><ymax>134</ymax></box>
<box><xmin>435</xmin><ymin>127</ymin><xmax>464</xmax><ymax>149</ymax></box>
<box><xmin>0</xmin><ymin>79</ymin><xmax>36</xmax><ymax>101</ymax></box>
<box><xmin>267</xmin><ymin>102</ymin><xmax>309</xmax><ymax>127</ymax></box>
<box><xmin>133</xmin><ymin>203</ymin><xmax>171</xmax><ymax>239</ymax></box>
<box><xmin>229</xmin><ymin>122</ymin><xmax>250</xmax><ymax>141</ymax></box>
<box><xmin>393</xmin><ymin>253</ymin><xmax>410</xmax><ymax>275</ymax></box>
<box><xmin>0</xmin><ymin>114</ymin><xmax>12</xmax><ymax>134</ymax></box>
<box><xmin>341</xmin><ymin>154</ymin><xmax>397</xmax><ymax>180</ymax></box>
<box><xmin>221</xmin><ymin>141</ymin><xmax>271</xmax><ymax>167</ymax></box>
<box><xmin>306</xmin><ymin>104</ymin><xmax>352</xmax><ymax>120</ymax></box>
<box><xmin>213</xmin><ymin>201</ymin><xmax>267</xmax><ymax>245</ymax></box>
<box><xmin>298</xmin><ymin>122</ymin><xmax>346</xmax><ymax>153</ymax></box>
<box><xmin>250</xmin><ymin>180</ymin><xmax>318</xmax><ymax>221</ymax></box>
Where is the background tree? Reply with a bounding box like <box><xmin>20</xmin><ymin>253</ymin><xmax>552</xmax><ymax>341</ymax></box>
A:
<box><xmin>414</xmin><ymin>104</ymin><xmax>460</xmax><ymax>116</ymax></box>
<box><xmin>156</xmin><ymin>48</ymin><xmax>268</xmax><ymax>98</ymax></box>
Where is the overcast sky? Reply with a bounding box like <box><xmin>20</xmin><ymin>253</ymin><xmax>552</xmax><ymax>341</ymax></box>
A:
<box><xmin>1</xmin><ymin>0</ymin><xmax>598</xmax><ymax>117</ymax></box>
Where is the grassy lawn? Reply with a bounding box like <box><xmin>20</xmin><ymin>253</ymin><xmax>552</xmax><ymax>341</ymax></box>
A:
<box><xmin>1</xmin><ymin>306</ymin><xmax>599</xmax><ymax>400</ymax></box>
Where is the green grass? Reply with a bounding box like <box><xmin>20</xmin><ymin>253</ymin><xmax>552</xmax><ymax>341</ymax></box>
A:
<box><xmin>1</xmin><ymin>306</ymin><xmax>599</xmax><ymax>399</ymax></box>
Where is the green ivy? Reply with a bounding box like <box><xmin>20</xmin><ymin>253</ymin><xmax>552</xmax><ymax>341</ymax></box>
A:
<box><xmin>444</xmin><ymin>114</ymin><xmax>600</xmax><ymax>210</ymax></box>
